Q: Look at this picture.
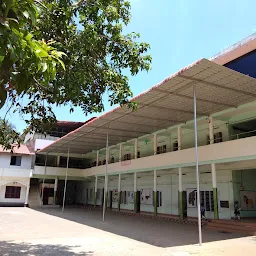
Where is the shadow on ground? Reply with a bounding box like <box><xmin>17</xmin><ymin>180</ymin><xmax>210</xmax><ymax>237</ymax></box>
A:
<box><xmin>0</xmin><ymin>241</ymin><xmax>93</xmax><ymax>256</ymax></box>
<box><xmin>36</xmin><ymin>207</ymin><xmax>245</xmax><ymax>248</ymax></box>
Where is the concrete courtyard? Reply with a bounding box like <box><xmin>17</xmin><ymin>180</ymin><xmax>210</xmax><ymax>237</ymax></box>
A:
<box><xmin>0</xmin><ymin>207</ymin><xmax>255</xmax><ymax>256</ymax></box>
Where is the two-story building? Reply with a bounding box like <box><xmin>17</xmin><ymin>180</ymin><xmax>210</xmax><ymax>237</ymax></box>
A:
<box><xmin>35</xmin><ymin>34</ymin><xmax>256</xmax><ymax>221</ymax></box>
<box><xmin>0</xmin><ymin>145</ymin><xmax>34</xmax><ymax>206</ymax></box>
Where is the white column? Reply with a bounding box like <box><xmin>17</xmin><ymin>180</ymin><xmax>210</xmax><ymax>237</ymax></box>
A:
<box><xmin>54</xmin><ymin>177</ymin><xmax>58</xmax><ymax>191</ymax></box>
<box><xmin>103</xmin><ymin>132</ymin><xmax>109</xmax><ymax>222</ymax></box>
<box><xmin>54</xmin><ymin>177</ymin><xmax>58</xmax><ymax>205</ymax></box>
<box><xmin>41</xmin><ymin>154</ymin><xmax>47</xmax><ymax>207</ymax></box>
<box><xmin>209</xmin><ymin>116</ymin><xmax>214</xmax><ymax>144</ymax></box>
<box><xmin>211</xmin><ymin>163</ymin><xmax>217</xmax><ymax>187</ymax></box>
<box><xmin>118</xmin><ymin>174</ymin><xmax>121</xmax><ymax>192</ymax></box>
<box><xmin>119</xmin><ymin>144</ymin><xmax>122</xmax><ymax>162</ymax></box>
<box><xmin>94</xmin><ymin>176</ymin><xmax>98</xmax><ymax>207</ymax></box>
<box><xmin>96</xmin><ymin>150</ymin><xmax>99</xmax><ymax>166</ymax></box>
<box><xmin>62</xmin><ymin>148</ymin><xmax>70</xmax><ymax>213</ymax></box>
<box><xmin>153</xmin><ymin>169</ymin><xmax>157</xmax><ymax>191</ymax></box>
<box><xmin>153</xmin><ymin>133</ymin><xmax>157</xmax><ymax>155</ymax></box>
<box><xmin>134</xmin><ymin>172</ymin><xmax>137</xmax><ymax>192</ymax></box>
<box><xmin>134</xmin><ymin>139</ymin><xmax>138</xmax><ymax>159</ymax></box>
<box><xmin>178</xmin><ymin>126</ymin><xmax>182</xmax><ymax>150</ymax></box>
<box><xmin>193</xmin><ymin>85</ymin><xmax>202</xmax><ymax>245</ymax></box>
<box><xmin>25</xmin><ymin>185</ymin><xmax>30</xmax><ymax>206</ymax></box>
<box><xmin>178</xmin><ymin>168</ymin><xmax>182</xmax><ymax>192</ymax></box>
<box><xmin>56</xmin><ymin>156</ymin><xmax>60</xmax><ymax>167</ymax></box>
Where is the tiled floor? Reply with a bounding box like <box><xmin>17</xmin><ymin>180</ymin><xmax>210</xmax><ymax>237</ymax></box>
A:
<box><xmin>0</xmin><ymin>207</ymin><xmax>255</xmax><ymax>255</ymax></box>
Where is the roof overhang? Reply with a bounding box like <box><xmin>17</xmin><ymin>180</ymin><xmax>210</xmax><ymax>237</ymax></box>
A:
<box><xmin>38</xmin><ymin>58</ymin><xmax>256</xmax><ymax>155</ymax></box>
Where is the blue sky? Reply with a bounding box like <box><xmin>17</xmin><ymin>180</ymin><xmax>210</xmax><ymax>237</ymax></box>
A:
<box><xmin>1</xmin><ymin>0</ymin><xmax>256</xmax><ymax>133</ymax></box>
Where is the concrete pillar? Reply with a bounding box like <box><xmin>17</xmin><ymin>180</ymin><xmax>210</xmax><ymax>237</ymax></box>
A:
<box><xmin>96</xmin><ymin>150</ymin><xmax>99</xmax><ymax>166</ymax></box>
<box><xmin>118</xmin><ymin>174</ymin><xmax>121</xmax><ymax>211</ymax></box>
<box><xmin>24</xmin><ymin>185</ymin><xmax>30</xmax><ymax>207</ymax></box>
<box><xmin>153</xmin><ymin>169</ymin><xmax>157</xmax><ymax>216</ymax></box>
<box><xmin>94</xmin><ymin>176</ymin><xmax>98</xmax><ymax>207</ymax></box>
<box><xmin>209</xmin><ymin>116</ymin><xmax>219</xmax><ymax>219</ymax></box>
<box><xmin>134</xmin><ymin>172</ymin><xmax>137</xmax><ymax>213</ymax></box>
<box><xmin>56</xmin><ymin>156</ymin><xmax>60</xmax><ymax>167</ymax></box>
<box><xmin>54</xmin><ymin>177</ymin><xmax>58</xmax><ymax>205</ymax></box>
<box><xmin>153</xmin><ymin>134</ymin><xmax>157</xmax><ymax>155</ymax></box>
<box><xmin>119</xmin><ymin>144</ymin><xmax>122</xmax><ymax>162</ymax></box>
<box><xmin>134</xmin><ymin>139</ymin><xmax>138</xmax><ymax>159</ymax></box>
<box><xmin>178</xmin><ymin>126</ymin><xmax>183</xmax><ymax>219</ymax></box>
<box><xmin>178</xmin><ymin>167</ymin><xmax>183</xmax><ymax>219</ymax></box>
<box><xmin>178</xmin><ymin>126</ymin><xmax>182</xmax><ymax>150</ymax></box>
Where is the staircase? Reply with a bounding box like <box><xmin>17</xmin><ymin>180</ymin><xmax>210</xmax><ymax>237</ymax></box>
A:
<box><xmin>207</xmin><ymin>219</ymin><xmax>256</xmax><ymax>235</ymax></box>
<box><xmin>28</xmin><ymin>184</ymin><xmax>41</xmax><ymax>208</ymax></box>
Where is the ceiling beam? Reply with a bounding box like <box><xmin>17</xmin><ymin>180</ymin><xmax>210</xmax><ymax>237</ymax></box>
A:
<box><xmin>129</xmin><ymin>112</ymin><xmax>186</xmax><ymax>123</ymax></box>
<box><xmin>87</xmin><ymin>126</ymin><xmax>151</xmax><ymax>135</ymax></box>
<box><xmin>154</xmin><ymin>88</ymin><xmax>236</xmax><ymax>108</ymax></box>
<box><xmin>179</xmin><ymin>75</ymin><xmax>256</xmax><ymax>98</ymax></box>
<box><xmin>138</xmin><ymin>103</ymin><xmax>206</xmax><ymax>116</ymax></box>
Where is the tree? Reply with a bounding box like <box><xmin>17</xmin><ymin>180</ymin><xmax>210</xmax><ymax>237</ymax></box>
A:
<box><xmin>0</xmin><ymin>119</ymin><xmax>21</xmax><ymax>150</ymax></box>
<box><xmin>0</xmin><ymin>0</ymin><xmax>151</xmax><ymax>148</ymax></box>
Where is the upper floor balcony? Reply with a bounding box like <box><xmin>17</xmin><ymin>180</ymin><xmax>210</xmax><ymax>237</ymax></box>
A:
<box><xmin>33</xmin><ymin>134</ymin><xmax>256</xmax><ymax>178</ymax></box>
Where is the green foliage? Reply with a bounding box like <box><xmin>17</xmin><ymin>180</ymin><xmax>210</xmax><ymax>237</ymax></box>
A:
<box><xmin>0</xmin><ymin>119</ymin><xmax>21</xmax><ymax>150</ymax></box>
<box><xmin>0</xmin><ymin>0</ymin><xmax>151</xmax><ymax>147</ymax></box>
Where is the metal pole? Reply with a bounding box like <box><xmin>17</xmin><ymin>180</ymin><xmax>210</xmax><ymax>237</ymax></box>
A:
<box><xmin>62</xmin><ymin>148</ymin><xmax>70</xmax><ymax>213</ymax></box>
<box><xmin>41</xmin><ymin>154</ymin><xmax>48</xmax><ymax>207</ymax></box>
<box><xmin>193</xmin><ymin>85</ymin><xmax>202</xmax><ymax>246</ymax></box>
<box><xmin>102</xmin><ymin>131</ymin><xmax>109</xmax><ymax>222</ymax></box>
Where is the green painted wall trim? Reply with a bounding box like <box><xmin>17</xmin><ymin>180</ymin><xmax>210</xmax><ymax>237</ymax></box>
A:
<box><xmin>179</xmin><ymin>191</ymin><xmax>183</xmax><ymax>219</ymax></box>
<box><xmin>213</xmin><ymin>187</ymin><xmax>219</xmax><ymax>219</ymax></box>
<box><xmin>134</xmin><ymin>192</ymin><xmax>137</xmax><ymax>213</ymax></box>
<box><xmin>118</xmin><ymin>192</ymin><xmax>121</xmax><ymax>211</ymax></box>
<box><xmin>154</xmin><ymin>191</ymin><xmax>157</xmax><ymax>217</ymax></box>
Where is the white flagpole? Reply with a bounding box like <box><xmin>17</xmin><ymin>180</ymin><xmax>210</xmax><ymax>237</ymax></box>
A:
<box><xmin>102</xmin><ymin>131</ymin><xmax>109</xmax><ymax>222</ymax></box>
<box><xmin>62</xmin><ymin>148</ymin><xmax>70</xmax><ymax>213</ymax></box>
<box><xmin>193</xmin><ymin>85</ymin><xmax>202</xmax><ymax>245</ymax></box>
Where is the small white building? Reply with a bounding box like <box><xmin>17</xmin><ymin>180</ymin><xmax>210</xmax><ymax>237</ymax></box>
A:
<box><xmin>0</xmin><ymin>145</ymin><xmax>34</xmax><ymax>206</ymax></box>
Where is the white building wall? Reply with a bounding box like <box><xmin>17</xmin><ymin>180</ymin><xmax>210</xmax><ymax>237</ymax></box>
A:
<box><xmin>0</xmin><ymin>154</ymin><xmax>33</xmax><ymax>169</ymax></box>
<box><xmin>83</xmin><ymin>169</ymin><xmax>233</xmax><ymax>219</ymax></box>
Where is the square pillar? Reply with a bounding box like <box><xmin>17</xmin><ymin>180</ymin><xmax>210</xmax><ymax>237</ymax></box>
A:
<box><xmin>56</xmin><ymin>156</ymin><xmax>60</xmax><ymax>167</ymax></box>
<box><xmin>94</xmin><ymin>176</ymin><xmax>98</xmax><ymax>207</ymax></box>
<box><xmin>134</xmin><ymin>139</ymin><xmax>138</xmax><ymax>159</ymax></box>
<box><xmin>119</xmin><ymin>144</ymin><xmax>122</xmax><ymax>162</ymax></box>
<box><xmin>134</xmin><ymin>172</ymin><xmax>137</xmax><ymax>213</ymax></box>
<box><xmin>153</xmin><ymin>134</ymin><xmax>157</xmax><ymax>155</ymax></box>
<box><xmin>178</xmin><ymin>126</ymin><xmax>184</xmax><ymax>219</ymax></box>
<box><xmin>24</xmin><ymin>185</ymin><xmax>30</xmax><ymax>207</ymax></box>
<box><xmin>209</xmin><ymin>116</ymin><xmax>219</xmax><ymax>219</ymax></box>
<box><xmin>54</xmin><ymin>177</ymin><xmax>58</xmax><ymax>205</ymax></box>
<box><xmin>118</xmin><ymin>174</ymin><xmax>121</xmax><ymax>211</ymax></box>
<box><xmin>153</xmin><ymin>169</ymin><xmax>157</xmax><ymax>217</ymax></box>
<box><xmin>96</xmin><ymin>150</ymin><xmax>99</xmax><ymax>166</ymax></box>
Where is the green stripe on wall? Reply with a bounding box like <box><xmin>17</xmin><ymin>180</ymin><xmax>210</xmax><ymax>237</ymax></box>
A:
<box><xmin>213</xmin><ymin>187</ymin><xmax>219</xmax><ymax>219</ymax></box>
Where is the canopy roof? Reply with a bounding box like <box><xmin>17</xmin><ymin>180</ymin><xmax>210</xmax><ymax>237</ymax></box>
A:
<box><xmin>38</xmin><ymin>58</ymin><xmax>256</xmax><ymax>155</ymax></box>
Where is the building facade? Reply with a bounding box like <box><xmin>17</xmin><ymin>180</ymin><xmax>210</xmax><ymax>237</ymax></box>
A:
<box><xmin>1</xmin><ymin>34</ymin><xmax>256</xmax><ymax>221</ymax></box>
<box><xmin>0</xmin><ymin>145</ymin><xmax>33</xmax><ymax>206</ymax></box>
<box><xmin>34</xmin><ymin>34</ymin><xmax>256</xmax><ymax>220</ymax></box>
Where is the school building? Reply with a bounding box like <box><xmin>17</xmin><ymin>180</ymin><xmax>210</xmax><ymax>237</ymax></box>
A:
<box><xmin>1</xmin><ymin>34</ymin><xmax>256</xmax><ymax>224</ymax></box>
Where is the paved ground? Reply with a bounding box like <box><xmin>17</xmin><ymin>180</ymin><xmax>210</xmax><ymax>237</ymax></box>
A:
<box><xmin>0</xmin><ymin>207</ymin><xmax>255</xmax><ymax>255</ymax></box>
